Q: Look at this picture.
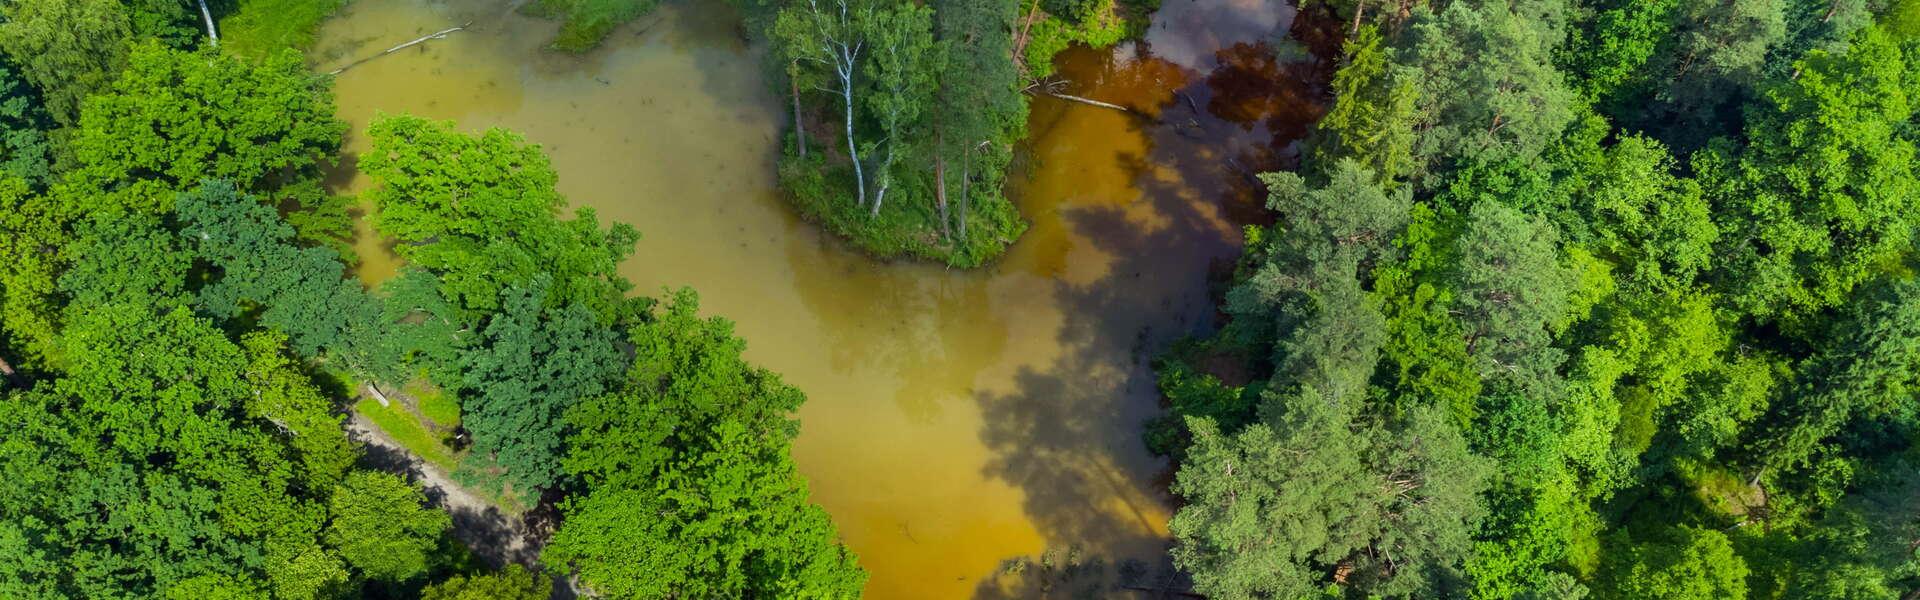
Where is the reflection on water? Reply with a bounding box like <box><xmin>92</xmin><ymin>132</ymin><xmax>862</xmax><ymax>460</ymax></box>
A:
<box><xmin>314</xmin><ymin>0</ymin><xmax>1330</xmax><ymax>597</ymax></box>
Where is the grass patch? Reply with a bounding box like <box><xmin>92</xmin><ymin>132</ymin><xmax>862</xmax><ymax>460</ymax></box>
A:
<box><xmin>453</xmin><ymin>454</ymin><xmax>538</xmax><ymax>515</ymax></box>
<box><xmin>1685</xmin><ymin>464</ymin><xmax>1768</xmax><ymax>520</ymax></box>
<box><xmin>406</xmin><ymin>379</ymin><xmax>462</xmax><ymax>429</ymax></box>
<box><xmin>219</xmin><ymin>0</ymin><xmax>353</xmax><ymax>58</ymax></box>
<box><xmin>521</xmin><ymin>0</ymin><xmax>660</xmax><ymax>52</ymax></box>
<box><xmin>354</xmin><ymin>397</ymin><xmax>459</xmax><ymax>473</ymax></box>
<box><xmin>351</xmin><ymin>381</ymin><xmax>529</xmax><ymax>514</ymax></box>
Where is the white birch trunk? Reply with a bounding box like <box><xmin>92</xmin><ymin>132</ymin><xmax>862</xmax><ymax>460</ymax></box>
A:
<box><xmin>871</xmin><ymin>141</ymin><xmax>894</xmax><ymax>217</ymax></box>
<box><xmin>842</xmin><ymin>69</ymin><xmax>866</xmax><ymax>207</ymax></box>
<box><xmin>198</xmin><ymin>0</ymin><xmax>219</xmax><ymax>46</ymax></box>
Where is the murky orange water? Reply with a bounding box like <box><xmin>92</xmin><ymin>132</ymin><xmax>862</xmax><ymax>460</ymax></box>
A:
<box><xmin>314</xmin><ymin>1</ymin><xmax>1326</xmax><ymax>596</ymax></box>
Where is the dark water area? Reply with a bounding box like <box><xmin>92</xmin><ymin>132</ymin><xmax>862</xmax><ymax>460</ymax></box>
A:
<box><xmin>974</xmin><ymin>1</ymin><xmax>1339</xmax><ymax>596</ymax></box>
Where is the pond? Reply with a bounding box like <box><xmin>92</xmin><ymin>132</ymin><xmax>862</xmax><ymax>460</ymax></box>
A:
<box><xmin>313</xmin><ymin>0</ymin><xmax>1329</xmax><ymax>596</ymax></box>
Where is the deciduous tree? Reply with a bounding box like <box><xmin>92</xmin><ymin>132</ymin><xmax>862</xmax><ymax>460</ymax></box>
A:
<box><xmin>0</xmin><ymin>0</ymin><xmax>130</xmax><ymax>124</ymax></box>
<box><xmin>70</xmin><ymin>44</ymin><xmax>344</xmax><ymax>192</ymax></box>
<box><xmin>546</xmin><ymin>290</ymin><xmax>865</xmax><ymax>598</ymax></box>
<box><xmin>323</xmin><ymin>471</ymin><xmax>451</xmax><ymax>583</ymax></box>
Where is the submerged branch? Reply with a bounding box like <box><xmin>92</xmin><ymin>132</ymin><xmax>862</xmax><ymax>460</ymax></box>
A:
<box><xmin>328</xmin><ymin>23</ymin><xmax>473</xmax><ymax>76</ymax></box>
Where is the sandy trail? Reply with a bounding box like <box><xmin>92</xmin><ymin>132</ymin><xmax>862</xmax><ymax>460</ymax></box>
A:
<box><xmin>344</xmin><ymin>411</ymin><xmax>544</xmax><ymax>567</ymax></box>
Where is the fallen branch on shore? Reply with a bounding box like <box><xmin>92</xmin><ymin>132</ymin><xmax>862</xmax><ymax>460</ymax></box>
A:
<box><xmin>328</xmin><ymin>23</ymin><xmax>472</xmax><ymax>76</ymax></box>
<box><xmin>365</xmin><ymin>383</ymin><xmax>391</xmax><ymax>407</ymax></box>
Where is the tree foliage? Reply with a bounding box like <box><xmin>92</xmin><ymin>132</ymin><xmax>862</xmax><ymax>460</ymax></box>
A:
<box><xmin>1162</xmin><ymin>2</ymin><xmax>1920</xmax><ymax>598</ymax></box>
<box><xmin>0</xmin><ymin>7</ymin><xmax>859</xmax><ymax>600</ymax></box>
<box><xmin>1702</xmin><ymin>23</ymin><xmax>1919</xmax><ymax>320</ymax></box>
<box><xmin>0</xmin><ymin>0</ymin><xmax>130</xmax><ymax>125</ymax></box>
<box><xmin>545</xmin><ymin>290</ymin><xmax>866</xmax><ymax>598</ymax></box>
<box><xmin>419</xmin><ymin>565</ymin><xmax>550</xmax><ymax>600</ymax></box>
<box><xmin>362</xmin><ymin>115</ymin><xmax>637</xmax><ymax>323</ymax></box>
<box><xmin>70</xmin><ymin>43</ymin><xmax>344</xmax><ymax>193</ymax></box>
<box><xmin>457</xmin><ymin>276</ymin><xmax>625</xmax><ymax>493</ymax></box>
<box><xmin>323</xmin><ymin>472</ymin><xmax>451</xmax><ymax>583</ymax></box>
<box><xmin>1598</xmin><ymin>527</ymin><xmax>1748</xmax><ymax>600</ymax></box>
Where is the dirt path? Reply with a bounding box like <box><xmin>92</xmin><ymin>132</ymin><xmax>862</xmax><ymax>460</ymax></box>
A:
<box><xmin>345</xmin><ymin>411</ymin><xmax>544</xmax><ymax>567</ymax></box>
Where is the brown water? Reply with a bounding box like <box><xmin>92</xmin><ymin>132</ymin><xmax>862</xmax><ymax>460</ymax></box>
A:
<box><xmin>314</xmin><ymin>1</ymin><xmax>1329</xmax><ymax>597</ymax></box>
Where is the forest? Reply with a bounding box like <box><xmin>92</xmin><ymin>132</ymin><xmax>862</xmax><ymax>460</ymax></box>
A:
<box><xmin>0</xmin><ymin>0</ymin><xmax>1917</xmax><ymax>598</ymax></box>
<box><xmin>0</xmin><ymin>0</ymin><xmax>862</xmax><ymax>598</ymax></box>
<box><xmin>1152</xmin><ymin>0</ymin><xmax>1920</xmax><ymax>598</ymax></box>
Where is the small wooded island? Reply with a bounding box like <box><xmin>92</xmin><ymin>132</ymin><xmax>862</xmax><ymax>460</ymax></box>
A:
<box><xmin>536</xmin><ymin>0</ymin><xmax>1154</xmax><ymax>267</ymax></box>
<box><xmin>2</xmin><ymin>0</ymin><xmax>1920</xmax><ymax>599</ymax></box>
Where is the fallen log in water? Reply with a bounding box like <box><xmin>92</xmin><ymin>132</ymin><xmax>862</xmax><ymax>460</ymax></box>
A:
<box><xmin>329</xmin><ymin>23</ymin><xmax>472</xmax><ymax>76</ymax></box>
<box><xmin>1045</xmin><ymin>91</ymin><xmax>1135</xmax><ymax>114</ymax></box>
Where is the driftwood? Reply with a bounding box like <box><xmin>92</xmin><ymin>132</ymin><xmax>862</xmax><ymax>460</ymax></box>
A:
<box><xmin>328</xmin><ymin>23</ymin><xmax>472</xmax><ymax>76</ymax></box>
<box><xmin>1046</xmin><ymin>92</ymin><xmax>1135</xmax><ymax>114</ymax></box>
<box><xmin>1175</xmin><ymin>90</ymin><xmax>1201</xmax><ymax>114</ymax></box>
<box><xmin>1225</xmin><ymin>157</ymin><xmax>1263</xmax><ymax>187</ymax></box>
<box><xmin>1024</xmin><ymin>78</ymin><xmax>1135</xmax><ymax>114</ymax></box>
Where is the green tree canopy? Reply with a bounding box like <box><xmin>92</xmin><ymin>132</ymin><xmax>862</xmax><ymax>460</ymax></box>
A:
<box><xmin>1599</xmin><ymin>527</ymin><xmax>1748</xmax><ymax>600</ymax></box>
<box><xmin>1402</xmin><ymin>0</ymin><xmax>1576</xmax><ymax>173</ymax></box>
<box><xmin>177</xmin><ymin>181</ymin><xmax>384</xmax><ymax>364</ymax></box>
<box><xmin>70</xmin><ymin>43</ymin><xmax>344</xmax><ymax>193</ymax></box>
<box><xmin>457</xmin><ymin>276</ymin><xmax>625</xmax><ymax>493</ymax></box>
<box><xmin>362</xmin><ymin>115</ymin><xmax>638</xmax><ymax>322</ymax></box>
<box><xmin>322</xmin><ymin>471</ymin><xmax>451</xmax><ymax>583</ymax></box>
<box><xmin>1702</xmin><ymin>23</ymin><xmax>1919</xmax><ymax>320</ymax></box>
<box><xmin>0</xmin><ymin>63</ymin><xmax>53</xmax><ymax>187</ymax></box>
<box><xmin>0</xmin><ymin>0</ymin><xmax>130</xmax><ymax>125</ymax></box>
<box><xmin>420</xmin><ymin>565</ymin><xmax>551</xmax><ymax>600</ymax></box>
<box><xmin>545</xmin><ymin>290</ymin><xmax>866</xmax><ymax>599</ymax></box>
<box><xmin>1170</xmin><ymin>403</ymin><xmax>1491</xmax><ymax>599</ymax></box>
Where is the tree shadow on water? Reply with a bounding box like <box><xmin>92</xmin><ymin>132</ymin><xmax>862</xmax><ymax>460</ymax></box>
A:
<box><xmin>971</xmin><ymin>10</ymin><xmax>1333</xmax><ymax>595</ymax></box>
<box><xmin>971</xmin><ymin>101</ymin><xmax>1265</xmax><ymax>600</ymax></box>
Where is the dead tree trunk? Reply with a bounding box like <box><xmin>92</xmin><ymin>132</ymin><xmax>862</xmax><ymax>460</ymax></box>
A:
<box><xmin>791</xmin><ymin>0</ymin><xmax>868</xmax><ymax>207</ymax></box>
<box><xmin>816</xmin><ymin>0</ymin><xmax>868</xmax><ymax>208</ymax></box>
<box><xmin>934</xmin><ymin>129</ymin><xmax>952</xmax><ymax>240</ymax></box>
<box><xmin>1013</xmin><ymin>0</ymin><xmax>1043</xmax><ymax>74</ymax></box>
<box><xmin>1046</xmin><ymin>91</ymin><xmax>1133</xmax><ymax>113</ymax></box>
<box><xmin>1791</xmin><ymin>1</ymin><xmax>1845</xmax><ymax>80</ymax></box>
<box><xmin>791</xmin><ymin>61</ymin><xmax>807</xmax><ymax>159</ymax></box>
<box><xmin>957</xmin><ymin>142</ymin><xmax>974</xmax><ymax>240</ymax></box>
